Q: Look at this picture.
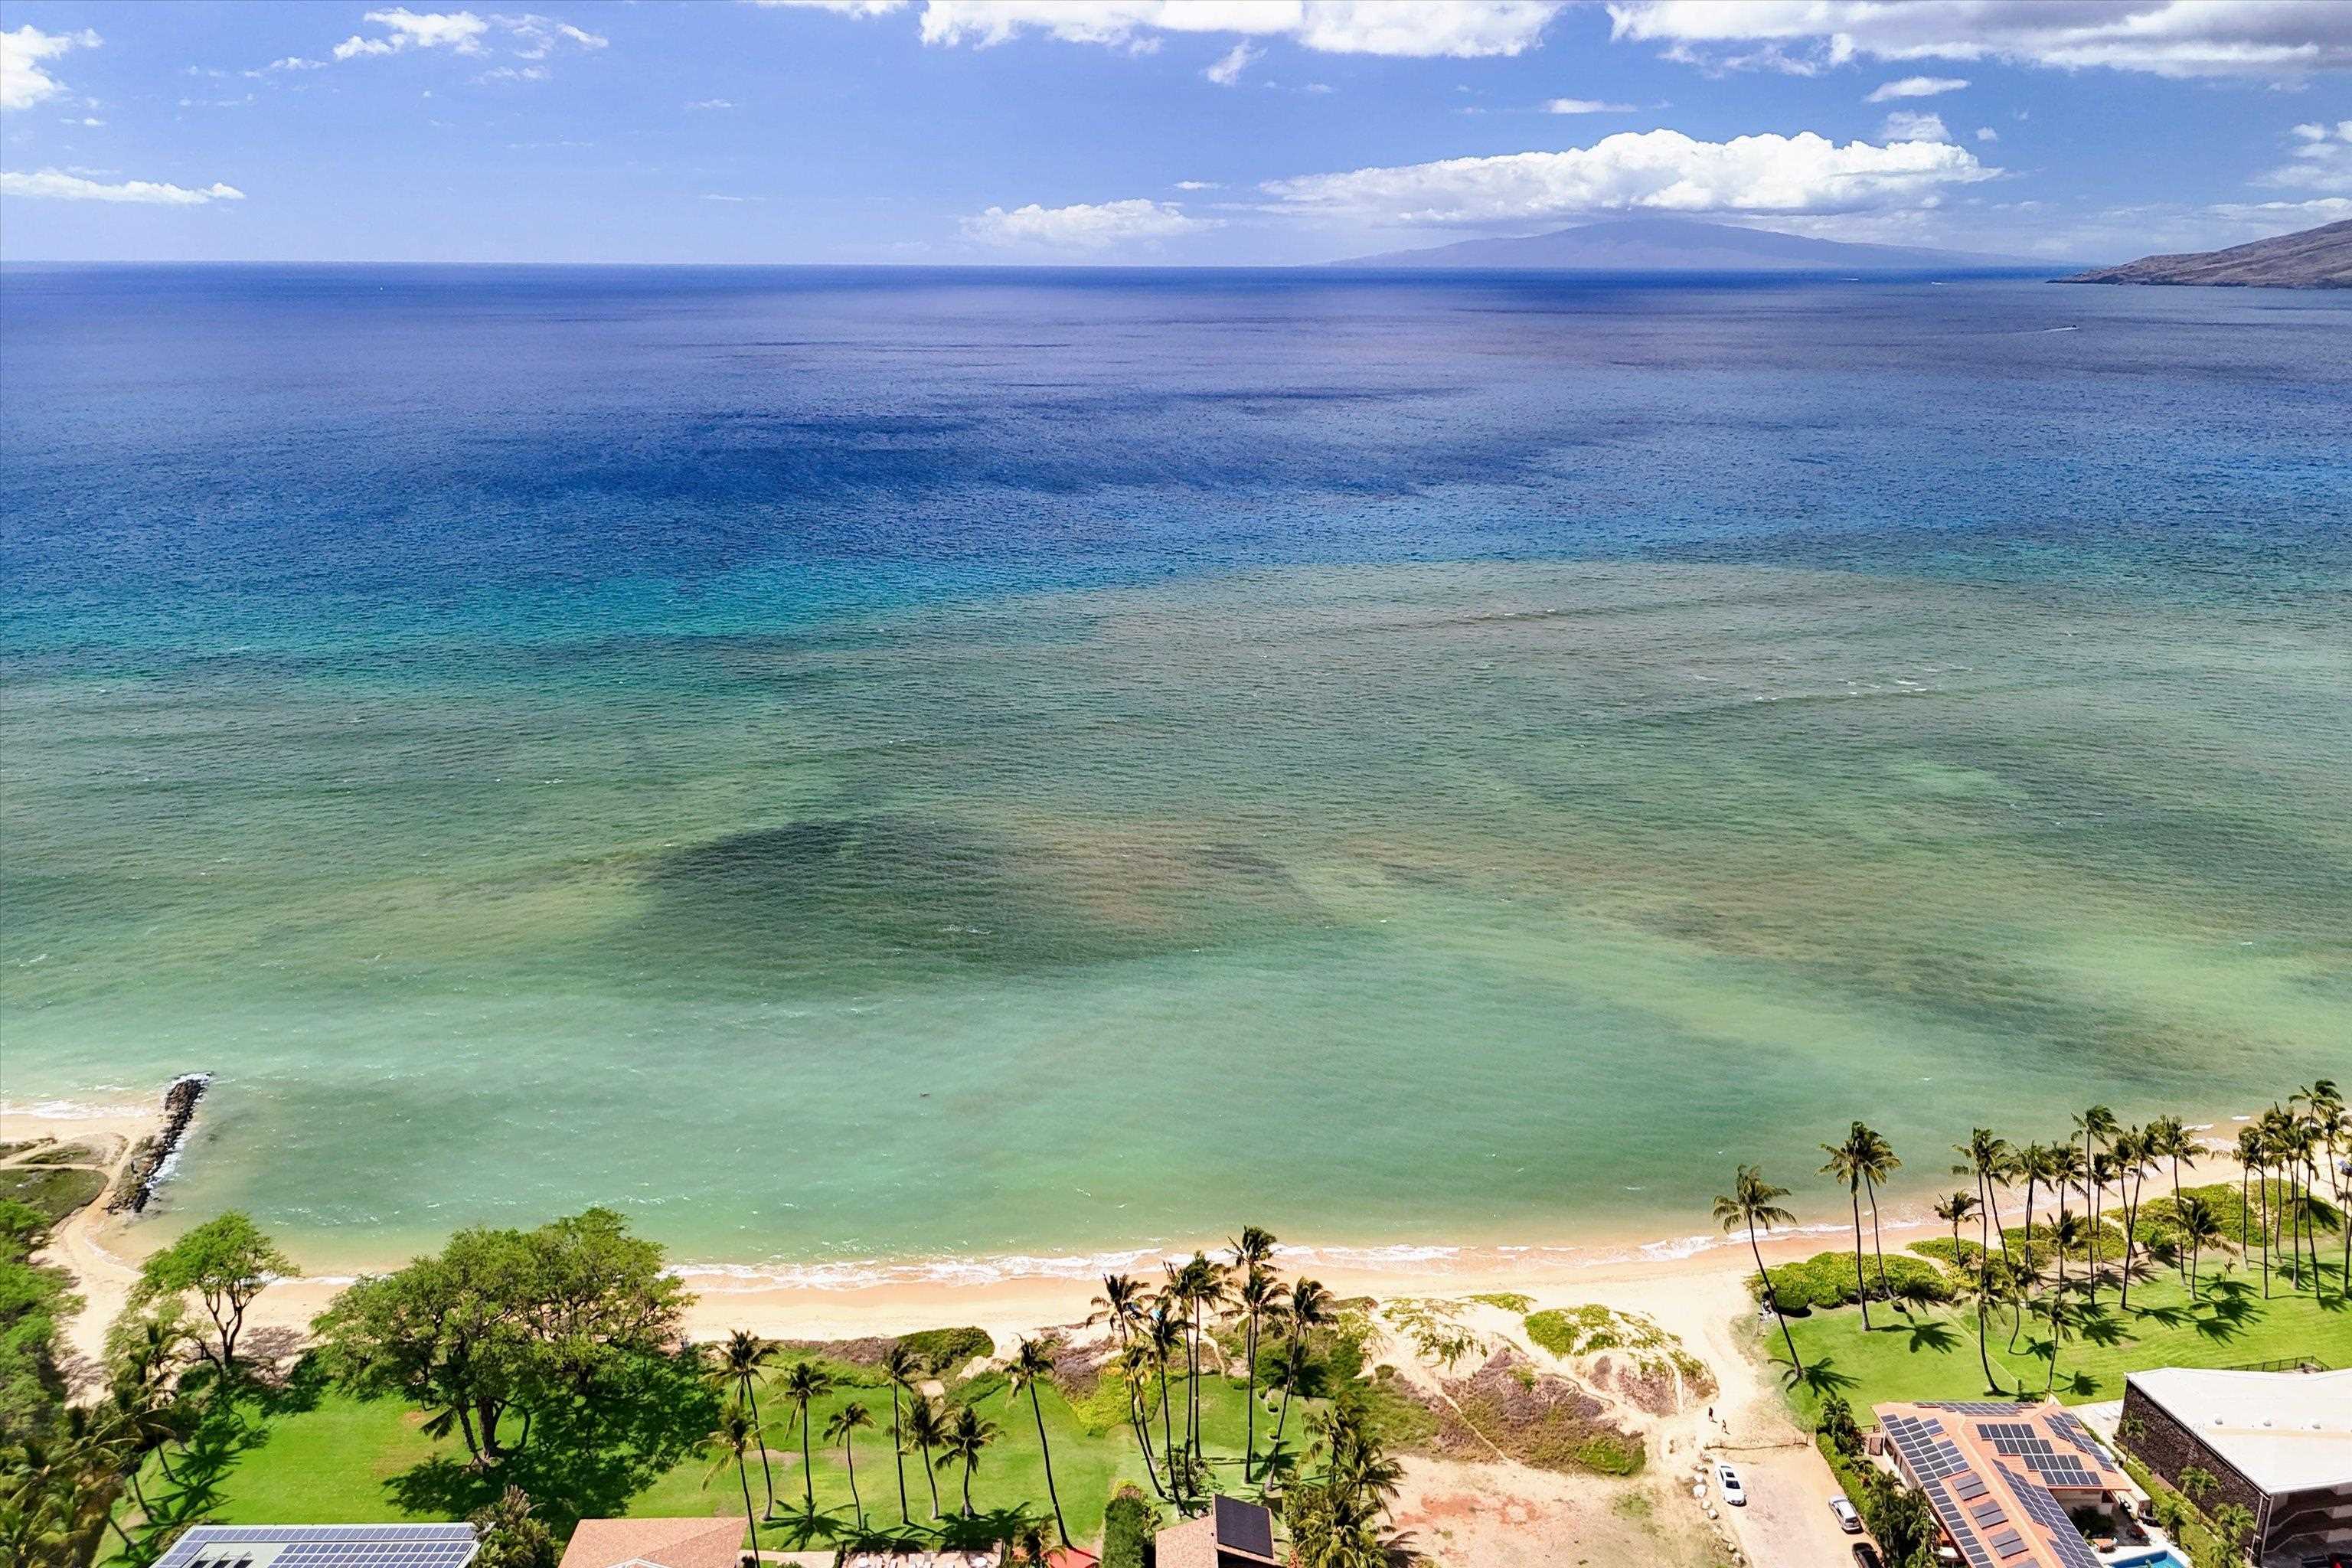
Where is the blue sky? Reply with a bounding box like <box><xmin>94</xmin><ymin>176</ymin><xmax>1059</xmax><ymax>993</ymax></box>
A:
<box><xmin>3</xmin><ymin>0</ymin><xmax>2348</xmax><ymax>263</ymax></box>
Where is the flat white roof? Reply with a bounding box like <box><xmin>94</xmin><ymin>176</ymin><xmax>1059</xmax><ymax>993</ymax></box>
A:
<box><xmin>2128</xmin><ymin>1368</ymin><xmax>2352</xmax><ymax>1494</ymax></box>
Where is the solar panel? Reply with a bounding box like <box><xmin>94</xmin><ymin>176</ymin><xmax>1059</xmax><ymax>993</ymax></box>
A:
<box><xmin>1954</xmin><ymin>1472</ymin><xmax>1991</xmax><ymax>1502</ymax></box>
<box><xmin>1214</xmin><ymin>1496</ymin><xmax>1275</xmax><ymax>1560</ymax></box>
<box><xmin>157</xmin><ymin>1525</ymin><xmax>477</xmax><ymax>1568</ymax></box>
<box><xmin>1989</xmin><ymin>1528</ymin><xmax>2027</xmax><ymax>1557</ymax></box>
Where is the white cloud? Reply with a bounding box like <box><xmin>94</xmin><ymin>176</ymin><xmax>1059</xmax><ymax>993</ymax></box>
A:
<box><xmin>328</xmin><ymin>9</ymin><xmax>600</xmax><ymax>67</ymax></box>
<box><xmin>1608</xmin><ymin>0</ymin><xmax>2352</xmax><ymax>80</ymax></box>
<box><xmin>1866</xmin><ymin>74</ymin><xmax>1966</xmax><ymax>101</ymax></box>
<box><xmin>254</xmin><ymin>56</ymin><xmax>329</xmax><ymax>74</ymax></box>
<box><xmin>68</xmin><ymin>115</ymin><xmax>104</xmax><ymax>126</ymax></box>
<box><xmin>1880</xmin><ymin>109</ymin><xmax>1951</xmax><ymax>143</ymax></box>
<box><xmin>1259</xmin><ymin>129</ymin><xmax>1998</xmax><ymax>224</ymax></box>
<box><xmin>475</xmin><ymin>64</ymin><xmax>548</xmax><ymax>81</ymax></box>
<box><xmin>1173</xmin><ymin>179</ymin><xmax>1220</xmax><ymax>190</ymax></box>
<box><xmin>1204</xmin><ymin>41</ymin><xmax>1258</xmax><ymax>84</ymax></box>
<box><xmin>961</xmin><ymin>196</ymin><xmax>1217</xmax><ymax>249</ymax></box>
<box><xmin>701</xmin><ymin>192</ymin><xmax>763</xmax><ymax>201</ymax></box>
<box><xmin>786</xmin><ymin>1</ymin><xmax>1566</xmax><ymax>59</ymax></box>
<box><xmin>1</xmin><ymin>167</ymin><xmax>244</xmax><ymax>204</ymax></box>
<box><xmin>686</xmin><ymin>97</ymin><xmax>735</xmax><ymax>109</ymax></box>
<box><xmin>1545</xmin><ymin>96</ymin><xmax>1636</xmax><ymax>113</ymax></box>
<box><xmin>2259</xmin><ymin>117</ymin><xmax>2352</xmax><ymax>194</ymax></box>
<box><xmin>1975</xmin><ymin>126</ymin><xmax>1998</xmax><ymax>143</ymax></box>
<box><xmin>2</xmin><ymin>24</ymin><xmax>100</xmax><ymax>112</ymax></box>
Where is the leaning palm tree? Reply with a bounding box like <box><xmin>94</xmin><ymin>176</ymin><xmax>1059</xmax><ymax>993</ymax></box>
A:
<box><xmin>1143</xmin><ymin>1298</ymin><xmax>1185</xmax><ymax>1498</ymax></box>
<box><xmin>1235</xmin><ymin>1266</ymin><xmax>1283</xmax><ymax>1481</ymax></box>
<box><xmin>1002</xmin><ymin>1338</ymin><xmax>1070</xmax><ymax>1548</ymax></box>
<box><xmin>935</xmin><ymin>1403</ymin><xmax>999</xmax><ymax>1518</ymax></box>
<box><xmin>1953</xmin><ymin>1129</ymin><xmax>2014</xmax><ymax>1270</ymax></box>
<box><xmin>1088</xmin><ymin>1272</ymin><xmax>1164</xmax><ymax>1498</ymax></box>
<box><xmin>2041</xmin><ymin>1210</ymin><xmax>2088</xmax><ymax>1395</ymax></box>
<box><xmin>902</xmin><ymin>1393</ymin><xmax>949</xmax><ymax>1520</ymax></box>
<box><xmin>824</xmin><ymin>1402</ymin><xmax>874</xmax><ymax>1529</ymax></box>
<box><xmin>1270</xmin><ymin>1276</ymin><xmax>1330</xmax><ymax>1475</ymax></box>
<box><xmin>877</xmin><ymin>1342</ymin><xmax>922</xmax><ymax>1524</ymax></box>
<box><xmin>778</xmin><ymin>1360</ymin><xmax>836</xmax><ymax>1517</ymax></box>
<box><xmin>2075</xmin><ymin>1105</ymin><xmax>2119</xmax><ymax>1303</ymax></box>
<box><xmin>1714</xmin><ymin>1165</ymin><xmax>1805</xmax><ymax>1377</ymax></box>
<box><xmin>708</xmin><ymin>1330</ymin><xmax>782</xmax><ymax>1517</ymax></box>
<box><xmin>1821</xmin><ymin>1125</ymin><xmax>1880</xmax><ymax>1328</ymax></box>
<box><xmin>701</xmin><ymin>1401</ymin><xmax>763</xmax><ymax>1562</ymax></box>
<box><xmin>2145</xmin><ymin>1114</ymin><xmax>2195</xmax><ymax>1282</ymax></box>
<box><xmin>1856</xmin><ymin>1124</ymin><xmax>1901</xmax><ymax>1303</ymax></box>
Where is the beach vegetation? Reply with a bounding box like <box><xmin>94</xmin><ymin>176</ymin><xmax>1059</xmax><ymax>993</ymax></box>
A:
<box><xmin>0</xmin><ymin>1168</ymin><xmax>107</xmax><ymax>1229</ymax></box>
<box><xmin>468</xmin><ymin>1486</ymin><xmax>558</xmax><ymax>1568</ymax></box>
<box><xmin>1754</xmin><ymin>1250</ymin><xmax>1951</xmax><ymax>1314</ymax></box>
<box><xmin>895</xmin><ymin>1325</ymin><xmax>992</xmax><ymax>1370</ymax></box>
<box><xmin>134</xmin><ymin>1213</ymin><xmax>295</xmax><ymax>1373</ymax></box>
<box><xmin>1098</xmin><ymin>1482</ymin><xmax>1156</xmax><ymax>1568</ymax></box>
<box><xmin>0</xmin><ymin>1198</ymin><xmax>79</xmax><ymax>1442</ymax></box>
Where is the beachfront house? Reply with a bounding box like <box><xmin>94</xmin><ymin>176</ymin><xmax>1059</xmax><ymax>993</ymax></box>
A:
<box><xmin>1155</xmin><ymin>1496</ymin><xmax>1282</xmax><ymax>1568</ymax></box>
<box><xmin>2120</xmin><ymin>1367</ymin><xmax>2352</xmax><ymax>1567</ymax></box>
<box><xmin>1873</xmin><ymin>1400</ymin><xmax>2135</xmax><ymax>1568</ymax></box>
<box><xmin>558</xmin><ymin>1518</ymin><xmax>748</xmax><ymax>1568</ymax></box>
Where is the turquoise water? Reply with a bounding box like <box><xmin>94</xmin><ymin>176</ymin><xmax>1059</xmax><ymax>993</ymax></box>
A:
<box><xmin>4</xmin><ymin>268</ymin><xmax>2347</xmax><ymax>1276</ymax></box>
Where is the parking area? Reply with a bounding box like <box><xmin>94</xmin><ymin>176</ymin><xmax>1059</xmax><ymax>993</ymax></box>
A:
<box><xmin>1708</xmin><ymin>1445</ymin><xmax>1873</xmax><ymax>1568</ymax></box>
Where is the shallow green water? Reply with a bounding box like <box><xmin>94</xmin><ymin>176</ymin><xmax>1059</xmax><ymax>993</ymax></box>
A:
<box><xmin>11</xmin><ymin>560</ymin><xmax>2347</xmax><ymax>1276</ymax></box>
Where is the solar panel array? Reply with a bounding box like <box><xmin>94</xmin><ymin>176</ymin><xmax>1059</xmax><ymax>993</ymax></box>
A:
<box><xmin>1998</xmin><ymin>1465</ymin><xmax>2105</xmax><ymax>1568</ymax></box>
<box><xmin>1883</xmin><ymin>1409</ymin><xmax>2118</xmax><ymax>1568</ymax></box>
<box><xmin>1968</xmin><ymin>1421</ymin><xmax>2105</xmax><ymax>1490</ymax></box>
<box><xmin>158</xmin><ymin>1524</ymin><xmax>477</xmax><ymax>1568</ymax></box>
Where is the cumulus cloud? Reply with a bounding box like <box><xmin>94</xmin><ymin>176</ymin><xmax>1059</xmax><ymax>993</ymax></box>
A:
<box><xmin>1204</xmin><ymin>41</ymin><xmax>1257</xmax><ymax>84</ymax></box>
<box><xmin>1880</xmin><ymin>109</ymin><xmax>1951</xmax><ymax>143</ymax></box>
<box><xmin>686</xmin><ymin>96</ymin><xmax>734</xmax><ymax>109</ymax></box>
<box><xmin>961</xmin><ymin>196</ymin><xmax>1217</xmax><ymax>249</ymax></box>
<box><xmin>1607</xmin><ymin>0</ymin><xmax>2352</xmax><ymax>80</ymax></box>
<box><xmin>783</xmin><ymin>1</ymin><xmax>1567</xmax><ymax>59</ymax></box>
<box><xmin>1173</xmin><ymin>178</ymin><xmax>1220</xmax><ymax>190</ymax></box>
<box><xmin>1545</xmin><ymin>96</ymin><xmax>1635</xmax><ymax>113</ymax></box>
<box><xmin>1867</xmin><ymin>74</ymin><xmax>1966</xmax><ymax>101</ymax></box>
<box><xmin>1</xmin><ymin>168</ymin><xmax>245</xmax><ymax>204</ymax></box>
<box><xmin>1975</xmin><ymin>126</ymin><xmax>1998</xmax><ymax>143</ymax></box>
<box><xmin>1259</xmin><ymin>129</ymin><xmax>1997</xmax><ymax>224</ymax></box>
<box><xmin>2260</xmin><ymin>118</ymin><xmax>2352</xmax><ymax>194</ymax></box>
<box><xmin>2</xmin><ymin>24</ymin><xmax>100</xmax><ymax>112</ymax></box>
<box><xmin>330</xmin><ymin>9</ymin><xmax>603</xmax><ymax>66</ymax></box>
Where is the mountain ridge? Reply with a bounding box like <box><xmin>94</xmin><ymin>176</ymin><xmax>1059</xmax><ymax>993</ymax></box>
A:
<box><xmin>2060</xmin><ymin>218</ymin><xmax>2352</xmax><ymax>289</ymax></box>
<box><xmin>1325</xmin><ymin>216</ymin><xmax>2054</xmax><ymax>272</ymax></box>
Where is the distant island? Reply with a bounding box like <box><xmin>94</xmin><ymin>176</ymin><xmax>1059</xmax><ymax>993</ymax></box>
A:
<box><xmin>2063</xmin><ymin>217</ymin><xmax>2352</xmax><ymax>289</ymax></box>
<box><xmin>1326</xmin><ymin>215</ymin><xmax>2051</xmax><ymax>272</ymax></box>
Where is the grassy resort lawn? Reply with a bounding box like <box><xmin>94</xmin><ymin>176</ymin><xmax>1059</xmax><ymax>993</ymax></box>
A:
<box><xmin>1775</xmin><ymin>1257</ymin><xmax>2351</xmax><ymax>1429</ymax></box>
<box><xmin>111</xmin><ymin>1351</ymin><xmax>1302</xmax><ymax>1555</ymax></box>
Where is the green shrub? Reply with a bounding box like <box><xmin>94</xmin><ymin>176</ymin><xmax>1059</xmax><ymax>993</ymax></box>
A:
<box><xmin>1572</xmin><ymin>1434</ymin><xmax>1644</xmax><ymax>1475</ymax></box>
<box><xmin>897</xmin><ymin>1325</ymin><xmax>993</xmax><ymax>1371</ymax></box>
<box><xmin>1466</xmin><ymin>1292</ymin><xmax>1534</xmax><ymax>1314</ymax></box>
<box><xmin>1756</xmin><ymin>1250</ymin><xmax>1952</xmax><ymax>1313</ymax></box>
<box><xmin>1101</xmin><ymin>1483</ymin><xmax>1158</xmax><ymax>1568</ymax></box>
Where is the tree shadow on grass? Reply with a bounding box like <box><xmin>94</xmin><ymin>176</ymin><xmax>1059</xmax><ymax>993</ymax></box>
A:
<box><xmin>1789</xmin><ymin>1358</ymin><xmax>1858</xmax><ymax>1400</ymax></box>
<box><xmin>934</xmin><ymin>1506</ymin><xmax>1042</xmax><ymax>1554</ymax></box>
<box><xmin>1899</xmin><ymin>1319</ymin><xmax>1960</xmax><ymax>1356</ymax></box>
<box><xmin>2131</xmin><ymin>1301</ymin><xmax>2195</xmax><ymax>1331</ymax></box>
<box><xmin>2073</xmin><ymin>1310</ymin><xmax>2131</xmax><ymax>1351</ymax></box>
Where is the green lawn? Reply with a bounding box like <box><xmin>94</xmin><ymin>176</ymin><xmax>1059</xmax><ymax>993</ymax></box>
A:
<box><xmin>119</xmin><ymin>1353</ymin><xmax>1305</xmax><ymax>1554</ymax></box>
<box><xmin>1775</xmin><ymin>1256</ymin><xmax>2350</xmax><ymax>1429</ymax></box>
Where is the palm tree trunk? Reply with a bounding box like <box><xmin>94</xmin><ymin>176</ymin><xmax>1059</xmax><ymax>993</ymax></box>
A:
<box><xmin>1850</xmin><ymin>1191</ymin><xmax>1872</xmax><ymax>1328</ymax></box>
<box><xmin>1866</xmin><ymin>1176</ymin><xmax>1891</xmax><ymax>1304</ymax></box>
<box><xmin>744</xmin><ymin>1375</ymin><xmax>778</xmax><ymax>1517</ymax></box>
<box><xmin>799</xmin><ymin>1403</ymin><xmax>815</xmax><ymax>1515</ymax></box>
<box><xmin>1976</xmin><ymin>1302</ymin><xmax>2002</xmax><ymax>1396</ymax></box>
<box><xmin>737</xmin><ymin>1455</ymin><xmax>759</xmax><ymax>1566</ymax></box>
<box><xmin>1029</xmin><ymin>1383</ymin><xmax>1070</xmax><ymax>1547</ymax></box>
<box><xmin>2044</xmin><ymin>1252</ymin><xmax>2065</xmax><ymax>1396</ymax></box>
<box><xmin>1272</xmin><ymin>1325</ymin><xmax>1303</xmax><ymax>1456</ymax></box>
<box><xmin>2021</xmin><ymin>1175</ymin><xmax>2037</xmax><ymax>1282</ymax></box>
<box><xmin>2169</xmin><ymin>1155</ymin><xmax>2186</xmax><ymax>1282</ymax></box>
<box><xmin>1243</xmin><ymin>1311</ymin><xmax>1259</xmax><ymax>1481</ymax></box>
<box><xmin>890</xmin><ymin>1387</ymin><xmax>907</xmax><ymax>1524</ymax></box>
<box><xmin>844</xmin><ymin>1439</ymin><xmax>861</xmax><ymax>1528</ymax></box>
<box><xmin>1157</xmin><ymin>1354</ymin><xmax>1178</xmax><ymax>1497</ymax></box>
<box><xmin>1749</xmin><ymin>1224</ymin><xmax>1804</xmax><ymax>1374</ymax></box>
<box><xmin>2258</xmin><ymin>1162</ymin><xmax>2271</xmax><ymax>1298</ymax></box>
<box><xmin>920</xmin><ymin>1436</ymin><xmax>940</xmax><ymax>1519</ymax></box>
<box><xmin>961</xmin><ymin>1459</ymin><xmax>975</xmax><ymax>1517</ymax></box>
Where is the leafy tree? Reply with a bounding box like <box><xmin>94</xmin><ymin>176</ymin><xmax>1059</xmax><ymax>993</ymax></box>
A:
<box><xmin>1099</xmin><ymin>1483</ymin><xmax>1158</xmax><ymax>1568</ymax></box>
<box><xmin>135</xmin><ymin>1212</ymin><xmax>295</xmax><ymax>1372</ymax></box>
<box><xmin>469</xmin><ymin>1487</ymin><xmax>558</xmax><ymax>1568</ymax></box>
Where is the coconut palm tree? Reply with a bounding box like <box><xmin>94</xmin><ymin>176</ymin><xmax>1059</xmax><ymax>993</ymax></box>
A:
<box><xmin>1087</xmin><ymin>1272</ymin><xmax>1165</xmax><ymax>1498</ymax></box>
<box><xmin>701</xmin><ymin>1401</ymin><xmax>763</xmax><ymax>1563</ymax></box>
<box><xmin>1952</xmin><ymin>1129</ymin><xmax>2013</xmax><ymax>1270</ymax></box>
<box><xmin>1714</xmin><ymin>1165</ymin><xmax>1804</xmax><ymax>1377</ymax></box>
<box><xmin>824</xmin><ymin>1402</ymin><xmax>874</xmax><ymax>1528</ymax></box>
<box><xmin>902</xmin><ymin>1393</ymin><xmax>949</xmax><ymax>1519</ymax></box>
<box><xmin>936</xmin><ymin>1403</ymin><xmax>999</xmax><ymax>1518</ymax></box>
<box><xmin>1959</xmin><ymin>1261</ymin><xmax>2015</xmax><ymax>1396</ymax></box>
<box><xmin>2145</xmin><ymin>1115</ymin><xmax>2195</xmax><ymax>1282</ymax></box>
<box><xmin>708</xmin><ymin>1331</ymin><xmax>782</xmax><ymax>1518</ymax></box>
<box><xmin>1855</xmin><ymin>1124</ymin><xmax>1901</xmax><ymax>1302</ymax></box>
<box><xmin>2174</xmin><ymin>1193</ymin><xmax>2229</xmax><ymax>1298</ymax></box>
<box><xmin>1933</xmin><ymin>1191</ymin><xmax>1978</xmax><ymax>1272</ymax></box>
<box><xmin>1235</xmin><ymin>1266</ymin><xmax>1283</xmax><ymax>1481</ymax></box>
<box><xmin>2074</xmin><ymin>1105</ymin><xmax>2119</xmax><ymax>1302</ymax></box>
<box><xmin>1230</xmin><ymin>1224</ymin><xmax>1279</xmax><ymax>1276</ymax></box>
<box><xmin>1271</xmin><ymin>1276</ymin><xmax>1330</xmax><ymax>1480</ymax></box>
<box><xmin>2110</xmin><ymin>1126</ymin><xmax>2154</xmax><ymax>1310</ymax></box>
<box><xmin>1002</xmin><ymin>1338</ymin><xmax>1070</xmax><ymax>1549</ymax></box>
<box><xmin>2236</xmin><ymin>1124</ymin><xmax>2271</xmax><ymax>1298</ymax></box>
<box><xmin>1821</xmin><ymin>1125</ymin><xmax>1880</xmax><ymax>1328</ymax></box>
<box><xmin>2041</xmin><ymin>1210</ymin><xmax>2088</xmax><ymax>1396</ymax></box>
<box><xmin>876</xmin><ymin>1343</ymin><xmax>922</xmax><ymax>1524</ymax></box>
<box><xmin>1143</xmin><ymin>1298</ymin><xmax>1185</xmax><ymax>1498</ymax></box>
<box><xmin>778</xmin><ymin>1360</ymin><xmax>836</xmax><ymax>1517</ymax></box>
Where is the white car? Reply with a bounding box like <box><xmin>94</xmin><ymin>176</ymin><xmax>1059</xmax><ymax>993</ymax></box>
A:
<box><xmin>1717</xmin><ymin>1463</ymin><xmax>1748</xmax><ymax>1506</ymax></box>
<box><xmin>1830</xmin><ymin>1497</ymin><xmax>1863</xmax><ymax>1534</ymax></box>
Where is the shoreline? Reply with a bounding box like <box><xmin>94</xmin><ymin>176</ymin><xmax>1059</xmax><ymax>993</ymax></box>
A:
<box><xmin>3</xmin><ymin>1090</ymin><xmax>2269</xmax><ymax>1357</ymax></box>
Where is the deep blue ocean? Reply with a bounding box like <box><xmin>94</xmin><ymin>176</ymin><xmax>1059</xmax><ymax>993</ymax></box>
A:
<box><xmin>4</xmin><ymin>266</ymin><xmax>2347</xmax><ymax>1275</ymax></box>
